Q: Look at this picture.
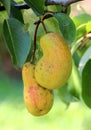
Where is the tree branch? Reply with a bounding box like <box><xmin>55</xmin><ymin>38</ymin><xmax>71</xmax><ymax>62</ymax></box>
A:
<box><xmin>0</xmin><ymin>0</ymin><xmax>84</xmax><ymax>11</ymax></box>
<box><xmin>45</xmin><ymin>0</ymin><xmax>84</xmax><ymax>6</ymax></box>
<box><xmin>13</xmin><ymin>3</ymin><xmax>29</xmax><ymax>10</ymax></box>
<box><xmin>0</xmin><ymin>3</ymin><xmax>30</xmax><ymax>11</ymax></box>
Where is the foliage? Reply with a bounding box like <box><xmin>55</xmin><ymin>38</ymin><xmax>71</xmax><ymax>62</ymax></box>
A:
<box><xmin>0</xmin><ymin>0</ymin><xmax>91</xmax><ymax>111</ymax></box>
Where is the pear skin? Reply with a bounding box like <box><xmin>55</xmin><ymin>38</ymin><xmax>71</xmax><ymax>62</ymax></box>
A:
<box><xmin>22</xmin><ymin>63</ymin><xmax>54</xmax><ymax>116</ymax></box>
<box><xmin>35</xmin><ymin>33</ymin><xmax>72</xmax><ymax>89</ymax></box>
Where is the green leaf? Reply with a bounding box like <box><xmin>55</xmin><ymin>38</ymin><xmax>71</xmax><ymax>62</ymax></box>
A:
<box><xmin>0</xmin><ymin>11</ymin><xmax>8</xmax><ymax>36</ymax></box>
<box><xmin>73</xmin><ymin>13</ymin><xmax>91</xmax><ymax>27</ymax></box>
<box><xmin>86</xmin><ymin>21</ymin><xmax>91</xmax><ymax>33</ymax></box>
<box><xmin>79</xmin><ymin>46</ymin><xmax>91</xmax><ymax>74</ymax></box>
<box><xmin>54</xmin><ymin>13</ymin><xmax>76</xmax><ymax>44</ymax></box>
<box><xmin>73</xmin><ymin>52</ymin><xmax>80</xmax><ymax>67</ymax></box>
<box><xmin>47</xmin><ymin>5</ymin><xmax>62</xmax><ymax>12</ymax></box>
<box><xmin>76</xmin><ymin>23</ymin><xmax>86</xmax><ymax>39</ymax></box>
<box><xmin>73</xmin><ymin>13</ymin><xmax>91</xmax><ymax>39</ymax></box>
<box><xmin>3</xmin><ymin>18</ymin><xmax>31</xmax><ymax>68</ymax></box>
<box><xmin>68</xmin><ymin>62</ymin><xmax>81</xmax><ymax>98</ymax></box>
<box><xmin>58</xmin><ymin>62</ymin><xmax>81</xmax><ymax>105</ymax></box>
<box><xmin>24</xmin><ymin>0</ymin><xmax>45</xmax><ymax>15</ymax></box>
<box><xmin>82</xmin><ymin>59</ymin><xmax>91</xmax><ymax>108</ymax></box>
<box><xmin>10</xmin><ymin>1</ymin><xmax>24</xmax><ymax>23</ymax></box>
<box><xmin>0</xmin><ymin>0</ymin><xmax>11</xmax><ymax>15</ymax></box>
<box><xmin>58</xmin><ymin>84</ymin><xmax>77</xmax><ymax>105</ymax></box>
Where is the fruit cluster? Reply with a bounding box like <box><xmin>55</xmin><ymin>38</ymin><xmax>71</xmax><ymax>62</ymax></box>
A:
<box><xmin>22</xmin><ymin>33</ymin><xmax>72</xmax><ymax>116</ymax></box>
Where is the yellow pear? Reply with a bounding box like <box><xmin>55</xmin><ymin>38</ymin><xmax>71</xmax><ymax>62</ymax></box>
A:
<box><xmin>35</xmin><ymin>33</ymin><xmax>72</xmax><ymax>89</ymax></box>
<box><xmin>22</xmin><ymin>63</ymin><xmax>54</xmax><ymax>116</ymax></box>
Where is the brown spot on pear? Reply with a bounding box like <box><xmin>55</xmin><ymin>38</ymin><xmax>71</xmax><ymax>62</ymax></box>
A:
<box><xmin>22</xmin><ymin>63</ymin><xmax>54</xmax><ymax>116</ymax></box>
<box><xmin>35</xmin><ymin>33</ymin><xmax>72</xmax><ymax>89</ymax></box>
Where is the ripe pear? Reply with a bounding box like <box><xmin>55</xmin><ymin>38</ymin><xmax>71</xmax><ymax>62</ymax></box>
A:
<box><xmin>22</xmin><ymin>63</ymin><xmax>54</xmax><ymax>116</ymax></box>
<box><xmin>35</xmin><ymin>33</ymin><xmax>72</xmax><ymax>89</ymax></box>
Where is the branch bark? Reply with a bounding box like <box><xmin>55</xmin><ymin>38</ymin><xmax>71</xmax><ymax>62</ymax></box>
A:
<box><xmin>45</xmin><ymin>0</ymin><xmax>84</xmax><ymax>6</ymax></box>
<box><xmin>0</xmin><ymin>0</ymin><xmax>84</xmax><ymax>11</ymax></box>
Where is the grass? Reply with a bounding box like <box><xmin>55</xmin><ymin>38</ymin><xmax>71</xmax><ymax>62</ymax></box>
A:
<box><xmin>0</xmin><ymin>72</ymin><xmax>91</xmax><ymax>130</ymax></box>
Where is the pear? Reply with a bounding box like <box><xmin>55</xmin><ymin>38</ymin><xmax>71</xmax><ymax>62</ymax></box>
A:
<box><xmin>35</xmin><ymin>33</ymin><xmax>72</xmax><ymax>89</ymax></box>
<box><xmin>22</xmin><ymin>63</ymin><xmax>54</xmax><ymax>116</ymax></box>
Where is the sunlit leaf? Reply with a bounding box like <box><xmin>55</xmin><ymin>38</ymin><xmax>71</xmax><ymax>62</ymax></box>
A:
<box><xmin>73</xmin><ymin>13</ymin><xmax>91</xmax><ymax>27</ymax></box>
<box><xmin>76</xmin><ymin>24</ymin><xmax>86</xmax><ymax>39</ymax></box>
<box><xmin>86</xmin><ymin>21</ymin><xmax>91</xmax><ymax>33</ymax></box>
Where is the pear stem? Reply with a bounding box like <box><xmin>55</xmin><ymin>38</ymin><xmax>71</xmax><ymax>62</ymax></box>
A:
<box><xmin>41</xmin><ymin>20</ymin><xmax>48</xmax><ymax>33</ymax></box>
<box><xmin>31</xmin><ymin>17</ymin><xmax>48</xmax><ymax>63</ymax></box>
<box><xmin>31</xmin><ymin>20</ymin><xmax>40</xmax><ymax>64</ymax></box>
